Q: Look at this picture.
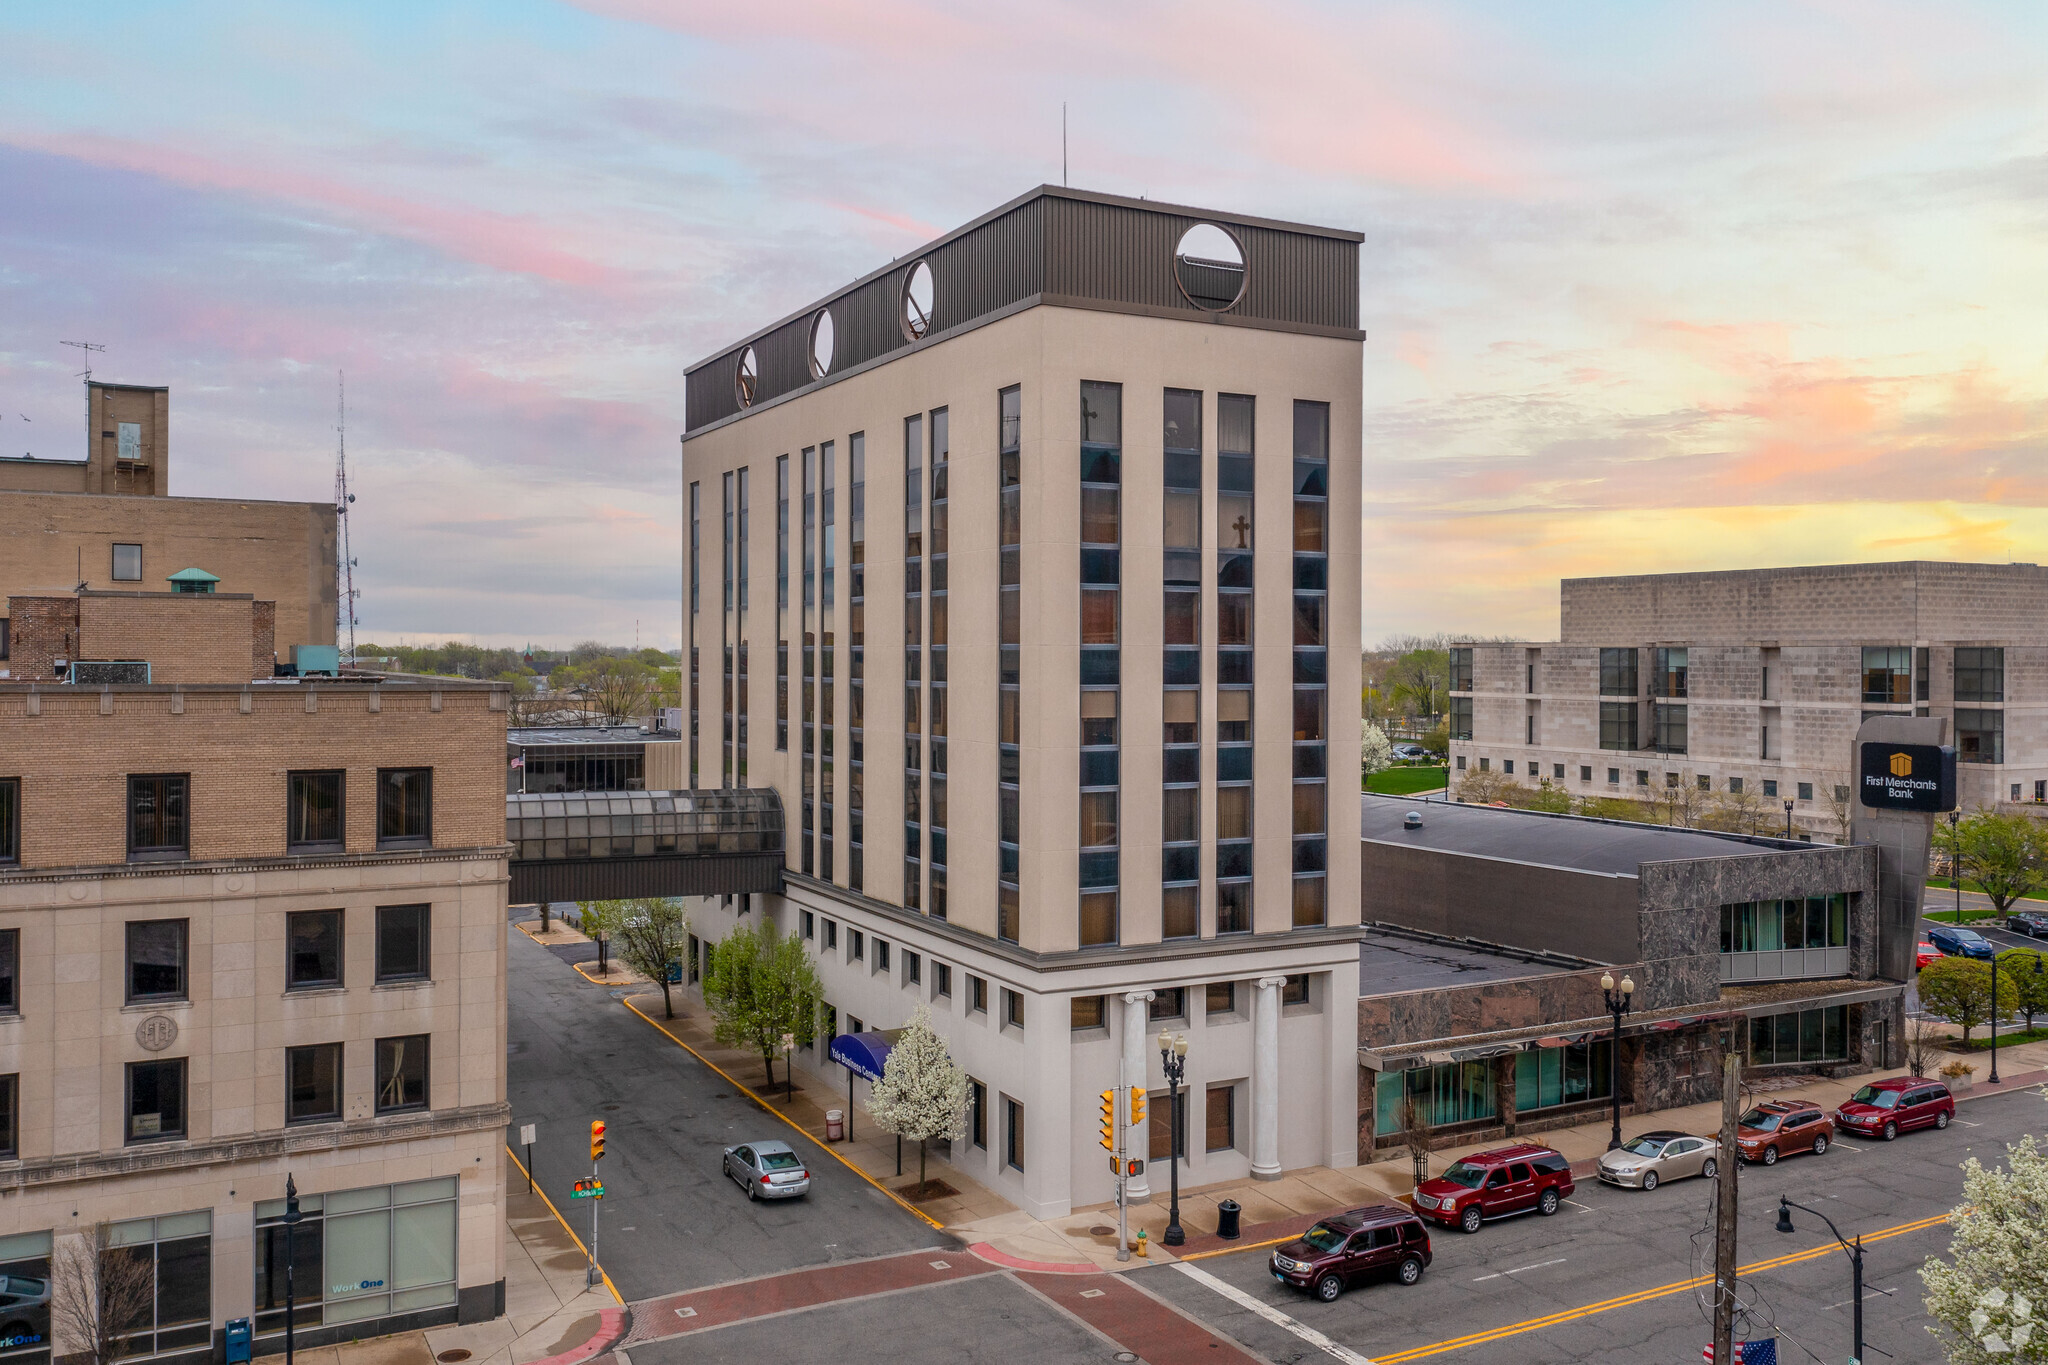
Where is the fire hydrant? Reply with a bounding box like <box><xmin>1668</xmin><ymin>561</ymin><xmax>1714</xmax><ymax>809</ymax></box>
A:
<box><xmin>1135</xmin><ymin>1229</ymin><xmax>1149</xmax><ymax>1258</ymax></box>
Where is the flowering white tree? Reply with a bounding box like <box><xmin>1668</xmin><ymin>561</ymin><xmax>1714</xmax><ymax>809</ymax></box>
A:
<box><xmin>1921</xmin><ymin>1135</ymin><xmax>2048</xmax><ymax>1362</ymax></box>
<box><xmin>868</xmin><ymin>1004</ymin><xmax>969</xmax><ymax>1191</ymax></box>
<box><xmin>1362</xmin><ymin>723</ymin><xmax>1395</xmax><ymax>777</ymax></box>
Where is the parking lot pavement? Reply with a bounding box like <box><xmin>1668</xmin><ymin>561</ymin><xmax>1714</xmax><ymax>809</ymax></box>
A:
<box><xmin>503</xmin><ymin>923</ymin><xmax>946</xmax><ymax>1302</ymax></box>
<box><xmin>1133</xmin><ymin>1083</ymin><xmax>2048</xmax><ymax>1365</ymax></box>
<box><xmin>1919</xmin><ymin>911</ymin><xmax>2044</xmax><ymax>953</ymax></box>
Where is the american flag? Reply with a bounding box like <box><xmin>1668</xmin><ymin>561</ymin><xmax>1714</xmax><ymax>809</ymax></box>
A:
<box><xmin>1703</xmin><ymin>1341</ymin><xmax>1776</xmax><ymax>1364</ymax></box>
<box><xmin>510</xmin><ymin>755</ymin><xmax>525</xmax><ymax>769</ymax></box>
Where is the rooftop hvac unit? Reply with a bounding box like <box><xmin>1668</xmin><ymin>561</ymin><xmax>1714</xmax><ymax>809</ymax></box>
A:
<box><xmin>68</xmin><ymin>661</ymin><xmax>151</xmax><ymax>685</ymax></box>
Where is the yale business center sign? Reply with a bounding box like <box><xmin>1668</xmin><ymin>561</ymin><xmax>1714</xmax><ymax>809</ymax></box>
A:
<box><xmin>1858</xmin><ymin>742</ymin><xmax>1957</xmax><ymax>813</ymax></box>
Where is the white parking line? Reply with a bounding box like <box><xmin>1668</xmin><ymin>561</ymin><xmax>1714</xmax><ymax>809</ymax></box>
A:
<box><xmin>1831</xmin><ymin>1139</ymin><xmax>1864</xmax><ymax>1151</ymax></box>
<box><xmin>1172</xmin><ymin>1261</ymin><xmax>1378</xmax><ymax>1365</ymax></box>
<box><xmin>1563</xmin><ymin>1198</ymin><xmax>1597</xmax><ymax>1212</ymax></box>
<box><xmin>1471</xmin><ymin>1257</ymin><xmax>1568</xmax><ymax>1283</ymax></box>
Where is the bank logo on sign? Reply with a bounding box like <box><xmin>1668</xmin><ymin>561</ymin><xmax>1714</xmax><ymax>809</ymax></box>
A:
<box><xmin>1890</xmin><ymin>751</ymin><xmax>1913</xmax><ymax>778</ymax></box>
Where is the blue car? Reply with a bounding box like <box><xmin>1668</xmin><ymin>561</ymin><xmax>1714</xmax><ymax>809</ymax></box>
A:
<box><xmin>1928</xmin><ymin>924</ymin><xmax>1996</xmax><ymax>960</ymax></box>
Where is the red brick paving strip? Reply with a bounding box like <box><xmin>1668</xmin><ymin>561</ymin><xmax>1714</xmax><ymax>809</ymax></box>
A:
<box><xmin>626</xmin><ymin>1250</ymin><xmax>996</xmax><ymax>1340</ymax></box>
<box><xmin>1016</xmin><ymin>1271</ymin><xmax>1265</xmax><ymax>1365</ymax></box>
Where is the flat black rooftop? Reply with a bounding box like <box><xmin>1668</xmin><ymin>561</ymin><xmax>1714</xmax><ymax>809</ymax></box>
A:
<box><xmin>1361</xmin><ymin>793</ymin><xmax>1811</xmax><ymax>878</ymax></box>
<box><xmin>509</xmin><ymin>726</ymin><xmax>674</xmax><ymax>746</ymax></box>
<box><xmin>1358</xmin><ymin>927</ymin><xmax>1580</xmax><ymax>995</ymax></box>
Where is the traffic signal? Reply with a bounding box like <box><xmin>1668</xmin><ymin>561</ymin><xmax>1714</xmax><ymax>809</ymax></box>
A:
<box><xmin>1098</xmin><ymin>1090</ymin><xmax>1116</xmax><ymax>1150</ymax></box>
<box><xmin>590</xmin><ymin>1119</ymin><xmax>607</xmax><ymax>1163</ymax></box>
<box><xmin>1129</xmin><ymin>1087</ymin><xmax>1146</xmax><ymax>1127</ymax></box>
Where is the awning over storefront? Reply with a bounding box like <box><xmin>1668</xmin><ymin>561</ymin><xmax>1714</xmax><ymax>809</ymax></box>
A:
<box><xmin>828</xmin><ymin>1031</ymin><xmax>900</xmax><ymax>1082</ymax></box>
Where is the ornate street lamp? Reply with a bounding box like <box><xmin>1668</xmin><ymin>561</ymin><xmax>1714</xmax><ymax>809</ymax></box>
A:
<box><xmin>1158</xmin><ymin>1029</ymin><xmax>1189</xmax><ymax>1247</ymax></box>
<box><xmin>1599</xmin><ymin>971</ymin><xmax>1635</xmax><ymax>1151</ymax></box>
<box><xmin>283</xmin><ymin>1173</ymin><xmax>302</xmax><ymax>1365</ymax></box>
<box><xmin>1784</xmin><ymin>799</ymin><xmax>1795</xmax><ymax>839</ymax></box>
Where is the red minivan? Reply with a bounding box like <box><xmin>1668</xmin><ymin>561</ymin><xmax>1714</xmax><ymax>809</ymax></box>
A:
<box><xmin>1411</xmin><ymin>1144</ymin><xmax>1575</xmax><ymax>1234</ymax></box>
<box><xmin>1834</xmin><ymin>1077</ymin><xmax>1954</xmax><ymax>1142</ymax></box>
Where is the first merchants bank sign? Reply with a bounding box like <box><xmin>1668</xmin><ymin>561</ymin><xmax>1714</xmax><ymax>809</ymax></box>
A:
<box><xmin>1858</xmin><ymin>742</ymin><xmax>1957</xmax><ymax>814</ymax></box>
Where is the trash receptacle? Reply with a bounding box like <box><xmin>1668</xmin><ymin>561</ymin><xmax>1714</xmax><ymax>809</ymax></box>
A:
<box><xmin>225</xmin><ymin>1318</ymin><xmax>252</xmax><ymax>1365</ymax></box>
<box><xmin>826</xmin><ymin>1109</ymin><xmax>844</xmax><ymax>1141</ymax></box>
<box><xmin>1216</xmin><ymin>1199</ymin><xmax>1242</xmax><ymax>1240</ymax></box>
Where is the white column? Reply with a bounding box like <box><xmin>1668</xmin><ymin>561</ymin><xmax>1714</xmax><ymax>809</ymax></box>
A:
<box><xmin>1252</xmin><ymin>975</ymin><xmax>1286</xmax><ymax>1181</ymax></box>
<box><xmin>1122</xmin><ymin>991</ymin><xmax>1155</xmax><ymax>1201</ymax></box>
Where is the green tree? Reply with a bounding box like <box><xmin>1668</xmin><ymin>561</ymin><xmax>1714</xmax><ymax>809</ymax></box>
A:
<box><xmin>1957</xmin><ymin>812</ymin><xmax>2048</xmax><ymax>919</ymax></box>
<box><xmin>867</xmin><ymin>1005</ymin><xmax>969</xmax><ymax>1191</ymax></box>
<box><xmin>553</xmin><ymin>655</ymin><xmax>658</xmax><ymax>725</ymax></box>
<box><xmin>703</xmin><ymin>919</ymin><xmax>822</xmax><ymax>1087</ymax></box>
<box><xmin>1998</xmin><ymin>948</ymin><xmax>2048</xmax><ymax>1033</ymax></box>
<box><xmin>1386</xmin><ymin>648</ymin><xmax>1450</xmax><ymax>719</ymax></box>
<box><xmin>1919</xmin><ymin>1134</ymin><xmax>2048</xmax><ymax>1362</ymax></box>
<box><xmin>1919</xmin><ymin>956</ymin><xmax>2020</xmax><ymax>1045</ymax></box>
<box><xmin>1524</xmin><ymin>778</ymin><xmax>1572</xmax><ymax>814</ymax></box>
<box><xmin>577</xmin><ymin>898</ymin><xmax>691</xmax><ymax>1017</ymax></box>
<box><xmin>1454</xmin><ymin>768</ymin><xmax>1519</xmax><ymax>806</ymax></box>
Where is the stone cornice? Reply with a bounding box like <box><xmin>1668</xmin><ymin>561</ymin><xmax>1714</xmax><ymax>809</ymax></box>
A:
<box><xmin>0</xmin><ymin>845</ymin><xmax>510</xmax><ymax>888</ymax></box>
<box><xmin>0</xmin><ymin>1101</ymin><xmax>512</xmax><ymax>1190</ymax></box>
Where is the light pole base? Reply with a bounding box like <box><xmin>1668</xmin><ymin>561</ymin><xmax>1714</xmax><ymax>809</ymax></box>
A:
<box><xmin>1163</xmin><ymin>1224</ymin><xmax>1185</xmax><ymax>1247</ymax></box>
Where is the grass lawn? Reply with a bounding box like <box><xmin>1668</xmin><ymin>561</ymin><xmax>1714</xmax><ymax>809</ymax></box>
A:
<box><xmin>1367</xmin><ymin>766</ymin><xmax>1448</xmax><ymax>795</ymax></box>
<box><xmin>1920</xmin><ymin>907</ymin><xmax>2001</xmax><ymax>925</ymax></box>
<box><xmin>1926</xmin><ymin>878</ymin><xmax>2048</xmax><ymax>902</ymax></box>
<box><xmin>1945</xmin><ymin>1024</ymin><xmax>2048</xmax><ymax>1053</ymax></box>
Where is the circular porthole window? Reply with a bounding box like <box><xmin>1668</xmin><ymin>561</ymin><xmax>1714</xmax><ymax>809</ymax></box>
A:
<box><xmin>901</xmin><ymin>260</ymin><xmax>934</xmax><ymax>341</ymax></box>
<box><xmin>809</xmin><ymin>309</ymin><xmax>836</xmax><ymax>379</ymax></box>
<box><xmin>735</xmin><ymin>345</ymin><xmax>759</xmax><ymax>407</ymax></box>
<box><xmin>1173</xmin><ymin>223</ymin><xmax>1247</xmax><ymax>311</ymax></box>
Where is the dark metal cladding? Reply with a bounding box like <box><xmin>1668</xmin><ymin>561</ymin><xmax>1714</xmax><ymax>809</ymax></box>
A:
<box><xmin>684</xmin><ymin>186</ymin><xmax>1361</xmax><ymax>435</ymax></box>
<box><xmin>505</xmin><ymin>788</ymin><xmax>785</xmax><ymax>901</ymax></box>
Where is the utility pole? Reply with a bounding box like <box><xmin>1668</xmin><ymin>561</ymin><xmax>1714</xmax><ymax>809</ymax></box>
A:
<box><xmin>1712</xmin><ymin>1048</ymin><xmax>1740</xmax><ymax>1363</ymax></box>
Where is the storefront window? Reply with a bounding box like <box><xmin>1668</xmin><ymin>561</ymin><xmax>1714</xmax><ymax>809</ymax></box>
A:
<box><xmin>1372</xmin><ymin>1060</ymin><xmax>1498</xmax><ymax>1136</ymax></box>
<box><xmin>1513</xmin><ymin>1040</ymin><xmax>1612</xmax><ymax>1112</ymax></box>
<box><xmin>0</xmin><ymin>1231</ymin><xmax>51</xmax><ymax>1365</ymax></box>
<box><xmin>254</xmin><ymin>1178</ymin><xmax>458</xmax><ymax>1336</ymax></box>
<box><xmin>108</xmin><ymin>1212</ymin><xmax>212</xmax><ymax>1357</ymax></box>
<box><xmin>1748</xmin><ymin>1005</ymin><xmax>1848</xmax><ymax>1065</ymax></box>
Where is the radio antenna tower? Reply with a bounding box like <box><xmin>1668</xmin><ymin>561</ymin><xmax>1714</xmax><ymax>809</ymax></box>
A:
<box><xmin>60</xmin><ymin>341</ymin><xmax>105</xmax><ymax>435</ymax></box>
<box><xmin>335</xmin><ymin>373</ymin><xmax>359</xmax><ymax>663</ymax></box>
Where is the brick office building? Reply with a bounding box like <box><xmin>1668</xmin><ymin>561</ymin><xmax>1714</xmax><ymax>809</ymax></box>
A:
<box><xmin>1448</xmin><ymin>561</ymin><xmax>2048</xmax><ymax>837</ymax></box>
<box><xmin>0</xmin><ymin>382</ymin><xmax>337</xmax><ymax>670</ymax></box>
<box><xmin>0</xmin><ymin>595</ymin><xmax>510</xmax><ymax>1365</ymax></box>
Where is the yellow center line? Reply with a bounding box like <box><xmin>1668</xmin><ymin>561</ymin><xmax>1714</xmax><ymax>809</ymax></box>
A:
<box><xmin>1370</xmin><ymin>1211</ymin><xmax>1952</xmax><ymax>1362</ymax></box>
<box><xmin>618</xmin><ymin>993</ymin><xmax>948</xmax><ymax>1231</ymax></box>
<box><xmin>504</xmin><ymin>1144</ymin><xmax>624</xmax><ymax>1305</ymax></box>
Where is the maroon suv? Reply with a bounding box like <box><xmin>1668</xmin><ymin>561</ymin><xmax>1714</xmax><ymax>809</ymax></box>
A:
<box><xmin>1412</xmin><ymin>1143</ymin><xmax>1575</xmax><ymax>1234</ymax></box>
<box><xmin>1834</xmin><ymin>1077</ymin><xmax>1954</xmax><ymax>1141</ymax></box>
<box><xmin>1269</xmin><ymin>1204</ymin><xmax>1432</xmax><ymax>1302</ymax></box>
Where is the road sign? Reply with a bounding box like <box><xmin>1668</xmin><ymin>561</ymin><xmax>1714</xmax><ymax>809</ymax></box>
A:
<box><xmin>519</xmin><ymin>1124</ymin><xmax>536</xmax><ymax>1146</ymax></box>
<box><xmin>570</xmin><ymin>1179</ymin><xmax>604</xmax><ymax>1200</ymax></box>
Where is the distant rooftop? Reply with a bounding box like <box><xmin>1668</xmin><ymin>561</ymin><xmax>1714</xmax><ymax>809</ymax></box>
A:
<box><xmin>1358</xmin><ymin>925</ymin><xmax>1584</xmax><ymax>996</ymax></box>
<box><xmin>1361</xmin><ymin>793</ymin><xmax>1809</xmax><ymax>878</ymax></box>
<box><xmin>508</xmin><ymin>725</ymin><xmax>674</xmax><ymax>746</ymax></box>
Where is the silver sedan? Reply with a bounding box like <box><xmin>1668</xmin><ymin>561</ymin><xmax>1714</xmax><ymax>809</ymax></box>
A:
<box><xmin>722</xmin><ymin>1139</ymin><xmax>812</xmax><ymax>1200</ymax></box>
<box><xmin>1596</xmin><ymin>1131</ymin><xmax>1720</xmax><ymax>1191</ymax></box>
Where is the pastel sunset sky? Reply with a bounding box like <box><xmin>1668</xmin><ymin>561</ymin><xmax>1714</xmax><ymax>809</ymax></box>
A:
<box><xmin>4</xmin><ymin>1</ymin><xmax>2045</xmax><ymax>649</ymax></box>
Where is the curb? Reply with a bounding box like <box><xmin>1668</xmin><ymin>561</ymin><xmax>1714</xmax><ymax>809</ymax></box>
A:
<box><xmin>969</xmin><ymin>1242</ymin><xmax>1102</xmax><ymax>1275</ymax></box>
<box><xmin>522</xmin><ymin>1305</ymin><xmax>631</xmax><ymax>1365</ymax></box>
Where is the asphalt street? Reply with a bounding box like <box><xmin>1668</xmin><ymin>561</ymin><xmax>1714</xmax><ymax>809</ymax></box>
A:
<box><xmin>1134</xmin><ymin>1081</ymin><xmax>2048</xmax><ymax>1365</ymax></box>
<box><xmin>502</xmin><ymin>919</ymin><xmax>949</xmax><ymax>1300</ymax></box>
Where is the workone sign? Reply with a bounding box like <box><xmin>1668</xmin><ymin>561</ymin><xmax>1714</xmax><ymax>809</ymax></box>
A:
<box><xmin>1858</xmin><ymin>742</ymin><xmax>1956</xmax><ymax>813</ymax></box>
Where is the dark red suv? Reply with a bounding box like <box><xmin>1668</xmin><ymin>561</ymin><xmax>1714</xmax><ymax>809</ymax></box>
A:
<box><xmin>1269</xmin><ymin>1204</ymin><xmax>1432</xmax><ymax>1302</ymax></box>
<box><xmin>1412</xmin><ymin>1144</ymin><xmax>1575</xmax><ymax>1234</ymax></box>
<box><xmin>1834</xmin><ymin>1077</ymin><xmax>1954</xmax><ymax>1141</ymax></box>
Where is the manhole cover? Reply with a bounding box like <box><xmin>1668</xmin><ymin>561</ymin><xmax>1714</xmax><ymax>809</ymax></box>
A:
<box><xmin>1088</xmin><ymin>1225</ymin><xmax>1115</xmax><ymax>1236</ymax></box>
<box><xmin>437</xmin><ymin>1352</ymin><xmax>472</xmax><ymax>1363</ymax></box>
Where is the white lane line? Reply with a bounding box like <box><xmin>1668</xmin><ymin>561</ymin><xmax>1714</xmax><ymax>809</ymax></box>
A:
<box><xmin>1563</xmin><ymin>1198</ymin><xmax>1597</xmax><ymax>1212</ymax></box>
<box><xmin>1956</xmin><ymin>1119</ymin><xmax>1983</xmax><ymax>1128</ymax></box>
<box><xmin>1172</xmin><ymin>1261</ymin><xmax>1378</xmax><ymax>1365</ymax></box>
<box><xmin>1471</xmin><ymin>1257</ymin><xmax>1568</xmax><ymax>1283</ymax></box>
<box><xmin>1823</xmin><ymin>1285</ymin><xmax>1897</xmax><ymax>1311</ymax></box>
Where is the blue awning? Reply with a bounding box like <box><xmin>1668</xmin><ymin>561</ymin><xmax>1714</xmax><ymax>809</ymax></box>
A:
<box><xmin>829</xmin><ymin>1031</ymin><xmax>897</xmax><ymax>1082</ymax></box>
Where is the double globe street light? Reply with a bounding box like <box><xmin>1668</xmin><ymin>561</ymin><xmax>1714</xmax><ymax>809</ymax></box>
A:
<box><xmin>1600</xmin><ymin>971</ymin><xmax>1635</xmax><ymax>1151</ymax></box>
<box><xmin>1157</xmin><ymin>1030</ymin><xmax>1189</xmax><ymax>1247</ymax></box>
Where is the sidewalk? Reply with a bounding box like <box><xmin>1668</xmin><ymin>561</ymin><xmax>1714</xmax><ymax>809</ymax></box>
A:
<box><xmin>273</xmin><ymin>1151</ymin><xmax>626</xmax><ymax>1365</ymax></box>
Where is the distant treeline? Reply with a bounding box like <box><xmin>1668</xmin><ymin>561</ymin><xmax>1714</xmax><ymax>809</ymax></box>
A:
<box><xmin>354</xmin><ymin>639</ymin><xmax>679</xmax><ymax>681</ymax></box>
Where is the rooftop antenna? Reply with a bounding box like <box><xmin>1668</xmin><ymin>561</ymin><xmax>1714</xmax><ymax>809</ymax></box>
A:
<box><xmin>60</xmin><ymin>341</ymin><xmax>105</xmax><ymax>440</ymax></box>
<box><xmin>334</xmin><ymin>372</ymin><xmax>359</xmax><ymax>663</ymax></box>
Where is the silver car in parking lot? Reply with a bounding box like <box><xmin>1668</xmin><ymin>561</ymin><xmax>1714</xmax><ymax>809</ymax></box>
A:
<box><xmin>722</xmin><ymin>1139</ymin><xmax>812</xmax><ymax>1200</ymax></box>
<box><xmin>1596</xmin><ymin>1130</ymin><xmax>1720</xmax><ymax>1190</ymax></box>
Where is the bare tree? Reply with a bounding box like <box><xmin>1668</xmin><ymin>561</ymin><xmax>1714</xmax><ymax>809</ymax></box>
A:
<box><xmin>1905</xmin><ymin>1013</ymin><xmax>1942</xmax><ymax>1079</ymax></box>
<box><xmin>1401</xmin><ymin>1093</ymin><xmax>1435</xmax><ymax>1190</ymax></box>
<box><xmin>53</xmin><ymin>1224</ymin><xmax>155</xmax><ymax>1365</ymax></box>
<box><xmin>1818</xmin><ymin>775</ymin><xmax>1853</xmax><ymax>843</ymax></box>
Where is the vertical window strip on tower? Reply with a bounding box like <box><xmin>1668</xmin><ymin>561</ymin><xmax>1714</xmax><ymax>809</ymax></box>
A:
<box><xmin>1162</xmin><ymin>388</ymin><xmax>1202</xmax><ymax>940</ymax></box>
<box><xmin>689</xmin><ymin>481</ymin><xmax>700</xmax><ymax>787</ymax></box>
<box><xmin>903</xmin><ymin>414</ymin><xmax>924</xmax><ymax>911</ymax></box>
<box><xmin>821</xmin><ymin>440</ymin><xmax>836</xmax><ymax>882</ymax></box>
<box><xmin>737</xmin><ymin>467</ymin><xmax>749</xmax><ymax>784</ymax></box>
<box><xmin>997</xmin><ymin>387</ymin><xmax>1022</xmax><ymax>943</ymax></box>
<box><xmin>1215</xmin><ymin>394</ymin><xmax>1255</xmax><ymax>934</ymax></box>
<box><xmin>1291</xmin><ymin>401</ymin><xmax>1330</xmax><ymax>927</ymax></box>
<box><xmin>927</xmin><ymin>409</ymin><xmax>949</xmax><ymax>920</ymax></box>
<box><xmin>849</xmin><ymin>433</ymin><xmax>865</xmax><ymax>890</ymax></box>
<box><xmin>801</xmin><ymin>446</ymin><xmax>816</xmax><ymax>876</ymax></box>
<box><xmin>1079</xmin><ymin>381</ymin><xmax>1121</xmax><ymax>947</ymax></box>
<box><xmin>722</xmin><ymin>471</ymin><xmax>734</xmax><ymax>786</ymax></box>
<box><xmin>777</xmin><ymin>455</ymin><xmax>789</xmax><ymax>752</ymax></box>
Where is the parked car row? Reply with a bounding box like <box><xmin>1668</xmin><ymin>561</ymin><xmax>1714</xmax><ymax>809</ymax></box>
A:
<box><xmin>1271</xmin><ymin>1075</ymin><xmax>1959</xmax><ymax>1304</ymax></box>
